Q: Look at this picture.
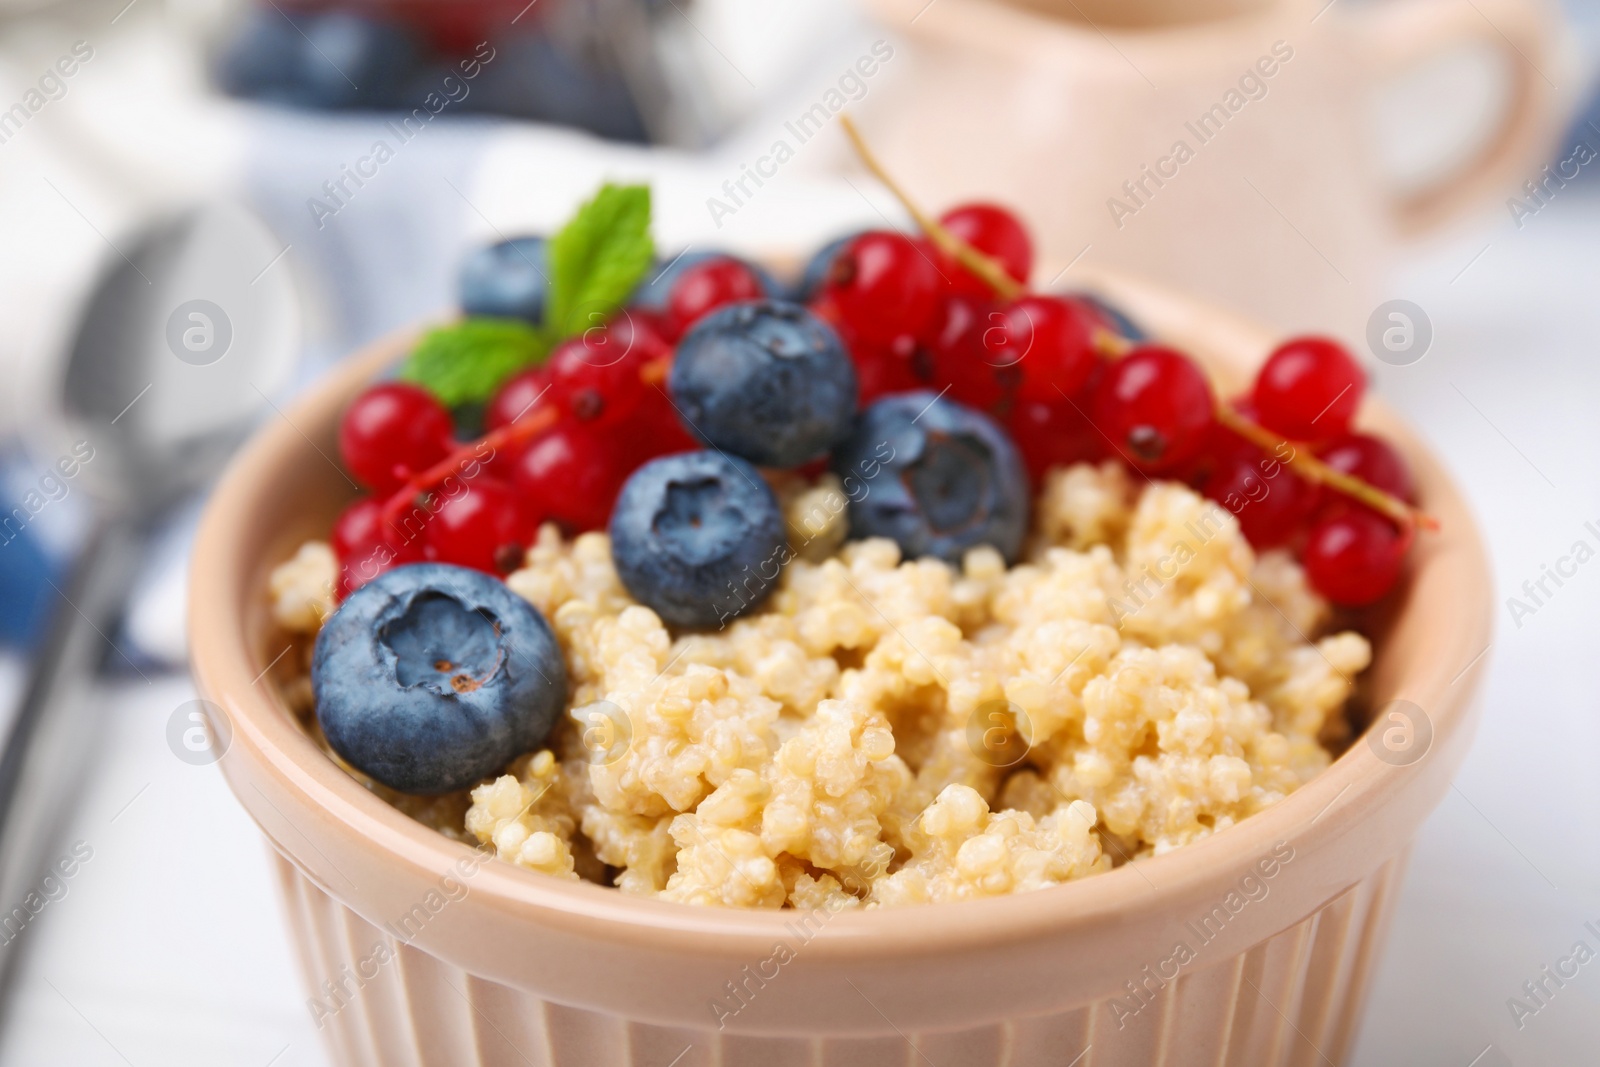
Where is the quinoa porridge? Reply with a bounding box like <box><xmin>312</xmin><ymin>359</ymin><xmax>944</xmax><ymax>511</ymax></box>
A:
<box><xmin>269</xmin><ymin>461</ymin><xmax>1370</xmax><ymax>908</ymax></box>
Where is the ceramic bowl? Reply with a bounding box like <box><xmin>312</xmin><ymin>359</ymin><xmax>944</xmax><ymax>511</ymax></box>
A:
<box><xmin>189</xmin><ymin>265</ymin><xmax>1493</xmax><ymax>1067</ymax></box>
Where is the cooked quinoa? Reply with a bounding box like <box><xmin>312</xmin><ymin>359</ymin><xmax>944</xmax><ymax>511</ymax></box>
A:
<box><xmin>269</xmin><ymin>461</ymin><xmax>1369</xmax><ymax>908</ymax></box>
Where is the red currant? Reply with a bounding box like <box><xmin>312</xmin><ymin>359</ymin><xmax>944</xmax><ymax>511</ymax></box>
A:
<box><xmin>630</xmin><ymin>388</ymin><xmax>702</xmax><ymax>458</ymax></box>
<box><xmin>937</xmin><ymin>203</ymin><xmax>1032</xmax><ymax>296</ymax></box>
<box><xmin>1253</xmin><ymin>336</ymin><xmax>1365</xmax><ymax>441</ymax></box>
<box><xmin>810</xmin><ymin>293</ymin><xmax>931</xmax><ymax>406</ymax></box>
<box><xmin>1203</xmin><ymin>395</ymin><xmax>1260</xmax><ymax>460</ymax></box>
<box><xmin>821</xmin><ymin>232</ymin><xmax>941</xmax><ymax>346</ymax></box>
<box><xmin>927</xmin><ymin>294</ymin><xmax>1018</xmax><ymax>415</ymax></box>
<box><xmin>1091</xmin><ymin>346</ymin><xmax>1215</xmax><ymax>472</ymax></box>
<box><xmin>806</xmin><ymin>289</ymin><xmax>843</xmax><ymax>329</ymax></box>
<box><xmin>1202</xmin><ymin>454</ymin><xmax>1318</xmax><ymax>549</ymax></box>
<box><xmin>1316</xmin><ymin>432</ymin><xmax>1415</xmax><ymax>505</ymax></box>
<box><xmin>612</xmin><ymin>307</ymin><xmax>672</xmax><ymax>358</ymax></box>
<box><xmin>424</xmin><ymin>478</ymin><xmax>538</xmax><ymax>575</ymax></box>
<box><xmin>665</xmin><ymin>256</ymin><xmax>765</xmax><ymax>338</ymax></box>
<box><xmin>391</xmin><ymin>0</ymin><xmax>536</xmax><ymax>55</ymax></box>
<box><xmin>338</xmin><ymin>382</ymin><xmax>455</xmax><ymax>493</ymax></box>
<box><xmin>1303</xmin><ymin>509</ymin><xmax>1407</xmax><ymax>606</ymax></box>
<box><xmin>511</xmin><ymin>423</ymin><xmax>635</xmax><ymax>533</ymax></box>
<box><xmin>849</xmin><ymin>331</ymin><xmax>928</xmax><ymax>406</ymax></box>
<box><xmin>626</xmin><ymin>306</ymin><xmax>673</xmax><ymax>340</ymax></box>
<box><xmin>980</xmin><ymin>295</ymin><xmax>1098</xmax><ymax>403</ymax></box>
<box><xmin>1009</xmin><ymin>389</ymin><xmax>1106</xmax><ymax>484</ymax></box>
<box><xmin>486</xmin><ymin>365</ymin><xmax>554</xmax><ymax>432</ymax></box>
<box><xmin>330</xmin><ymin>496</ymin><xmax>426</xmax><ymax>599</ymax></box>
<box><xmin>1180</xmin><ymin>394</ymin><xmax>1265</xmax><ymax>487</ymax></box>
<box><xmin>547</xmin><ymin>312</ymin><xmax>668</xmax><ymax>430</ymax></box>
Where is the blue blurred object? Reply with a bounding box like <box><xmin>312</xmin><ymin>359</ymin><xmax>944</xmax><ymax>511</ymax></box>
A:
<box><xmin>0</xmin><ymin>448</ymin><xmax>79</xmax><ymax>653</ymax></box>
<box><xmin>459</xmin><ymin>236</ymin><xmax>549</xmax><ymax>324</ymax></box>
<box><xmin>1553</xmin><ymin>72</ymin><xmax>1600</xmax><ymax>186</ymax></box>
<box><xmin>791</xmin><ymin>232</ymin><xmax>860</xmax><ymax>304</ymax></box>
<box><xmin>630</xmin><ymin>250</ymin><xmax>718</xmax><ymax>310</ymax></box>
<box><xmin>0</xmin><ymin>524</ymin><xmax>55</xmax><ymax>651</ymax></box>
<box><xmin>301</xmin><ymin>12</ymin><xmax>423</xmax><ymax>109</ymax></box>
<box><xmin>464</xmin><ymin>33</ymin><xmax>648</xmax><ymax>142</ymax></box>
<box><xmin>216</xmin><ymin>6</ymin><xmax>654</xmax><ymax>143</ymax></box>
<box><xmin>1072</xmin><ymin>292</ymin><xmax>1149</xmax><ymax>343</ymax></box>
<box><xmin>213</xmin><ymin>9</ymin><xmax>308</xmax><ymax>104</ymax></box>
<box><xmin>216</xmin><ymin>9</ymin><xmax>427</xmax><ymax>111</ymax></box>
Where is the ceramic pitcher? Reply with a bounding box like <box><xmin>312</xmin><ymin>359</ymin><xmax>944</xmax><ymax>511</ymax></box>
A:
<box><xmin>862</xmin><ymin>0</ymin><xmax>1563</xmax><ymax>336</ymax></box>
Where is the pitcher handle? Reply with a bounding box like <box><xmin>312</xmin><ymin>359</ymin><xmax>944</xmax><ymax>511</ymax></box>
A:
<box><xmin>1356</xmin><ymin>0</ymin><xmax>1564</xmax><ymax>237</ymax></box>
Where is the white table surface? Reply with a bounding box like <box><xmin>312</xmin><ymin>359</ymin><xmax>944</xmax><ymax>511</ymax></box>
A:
<box><xmin>2</xmin><ymin>176</ymin><xmax>1599</xmax><ymax>1067</ymax></box>
<box><xmin>1343</xmin><ymin>192</ymin><xmax>1600</xmax><ymax>1065</ymax></box>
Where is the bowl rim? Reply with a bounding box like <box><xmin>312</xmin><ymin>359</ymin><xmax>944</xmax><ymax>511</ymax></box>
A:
<box><xmin>189</xmin><ymin>263</ymin><xmax>1495</xmax><ymax>965</ymax></box>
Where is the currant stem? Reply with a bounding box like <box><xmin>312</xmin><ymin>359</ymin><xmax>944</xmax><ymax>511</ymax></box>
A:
<box><xmin>838</xmin><ymin>115</ymin><xmax>1025</xmax><ymax>301</ymax></box>
<box><xmin>379</xmin><ymin>404</ymin><xmax>561</xmax><ymax>530</ymax></box>
<box><xmin>639</xmin><ymin>357</ymin><xmax>670</xmax><ymax>386</ymax></box>
<box><xmin>1215</xmin><ymin>406</ymin><xmax>1439</xmax><ymax>532</ymax></box>
<box><xmin>836</xmin><ymin>112</ymin><xmax>1437</xmax><ymax>535</ymax></box>
<box><xmin>377</xmin><ymin>356</ymin><xmax>678</xmax><ymax>530</ymax></box>
<box><xmin>1093</xmin><ymin>329</ymin><xmax>1134</xmax><ymax>358</ymax></box>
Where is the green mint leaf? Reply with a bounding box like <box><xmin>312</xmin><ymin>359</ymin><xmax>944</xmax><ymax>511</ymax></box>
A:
<box><xmin>545</xmin><ymin>183</ymin><xmax>654</xmax><ymax>339</ymax></box>
<box><xmin>397</xmin><ymin>318</ymin><xmax>547</xmax><ymax>408</ymax></box>
<box><xmin>395</xmin><ymin>183</ymin><xmax>652</xmax><ymax>410</ymax></box>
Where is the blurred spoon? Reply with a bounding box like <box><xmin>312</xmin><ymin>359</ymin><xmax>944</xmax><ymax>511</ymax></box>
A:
<box><xmin>0</xmin><ymin>201</ymin><xmax>298</xmax><ymax>1001</ymax></box>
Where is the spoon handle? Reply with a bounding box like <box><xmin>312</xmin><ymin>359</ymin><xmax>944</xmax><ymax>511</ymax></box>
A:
<box><xmin>0</xmin><ymin>516</ymin><xmax>144</xmax><ymax>996</ymax></box>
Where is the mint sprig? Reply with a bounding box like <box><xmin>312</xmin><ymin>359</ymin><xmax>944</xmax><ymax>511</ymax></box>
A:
<box><xmin>398</xmin><ymin>183</ymin><xmax>655</xmax><ymax>407</ymax></box>
<box><xmin>546</xmin><ymin>183</ymin><xmax>654</xmax><ymax>339</ymax></box>
<box><xmin>398</xmin><ymin>319</ymin><xmax>545</xmax><ymax>408</ymax></box>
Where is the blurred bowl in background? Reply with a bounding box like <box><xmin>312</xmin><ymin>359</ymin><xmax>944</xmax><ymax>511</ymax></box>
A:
<box><xmin>209</xmin><ymin>0</ymin><xmax>705</xmax><ymax>144</ymax></box>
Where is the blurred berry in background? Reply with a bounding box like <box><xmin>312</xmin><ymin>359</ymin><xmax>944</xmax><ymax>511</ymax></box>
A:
<box><xmin>214</xmin><ymin>0</ymin><xmax>657</xmax><ymax>142</ymax></box>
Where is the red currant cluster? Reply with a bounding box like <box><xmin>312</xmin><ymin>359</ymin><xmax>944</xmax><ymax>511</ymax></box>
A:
<box><xmin>333</xmin><ymin>319</ymin><xmax>699</xmax><ymax>595</ymax></box>
<box><xmin>804</xmin><ymin>202</ymin><xmax>1419</xmax><ymax>608</ymax></box>
<box><xmin>330</xmin><ymin>198</ymin><xmax>1422</xmax><ymax>611</ymax></box>
<box><xmin>807</xmin><ymin>205</ymin><xmax>1107</xmax><ymax>480</ymax></box>
<box><xmin>1201</xmin><ymin>340</ymin><xmax>1415</xmax><ymax>606</ymax></box>
<box><xmin>329</xmin><ymin>254</ymin><xmax>787</xmax><ymax>597</ymax></box>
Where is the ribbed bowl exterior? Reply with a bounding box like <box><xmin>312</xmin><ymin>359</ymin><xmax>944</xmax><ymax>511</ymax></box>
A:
<box><xmin>273</xmin><ymin>847</ymin><xmax>1408</xmax><ymax>1067</ymax></box>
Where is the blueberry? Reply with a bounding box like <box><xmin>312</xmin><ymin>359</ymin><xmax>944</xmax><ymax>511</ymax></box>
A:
<box><xmin>312</xmin><ymin>563</ymin><xmax>566</xmax><ymax>794</ymax></box>
<box><xmin>216</xmin><ymin>10</ymin><xmax>422</xmax><ymax>110</ymax></box>
<box><xmin>669</xmin><ymin>301</ymin><xmax>857</xmax><ymax>468</ymax></box>
<box><xmin>630</xmin><ymin>251</ymin><xmax>714</xmax><ymax>310</ymax></box>
<box><xmin>214</xmin><ymin>10</ymin><xmax>307</xmax><ymax>102</ymax></box>
<box><xmin>791</xmin><ymin>232</ymin><xmax>860</xmax><ymax>303</ymax></box>
<box><xmin>630</xmin><ymin>251</ymin><xmax>781</xmax><ymax>311</ymax></box>
<box><xmin>464</xmin><ymin>35</ymin><xmax>649</xmax><ymax>142</ymax></box>
<box><xmin>1071</xmin><ymin>292</ymin><xmax>1147</xmax><ymax>343</ymax></box>
<box><xmin>609</xmin><ymin>452</ymin><xmax>788</xmax><ymax>629</ymax></box>
<box><xmin>459</xmin><ymin>237</ymin><xmax>549</xmax><ymax>324</ymax></box>
<box><xmin>833</xmin><ymin>392</ymin><xmax>1029</xmax><ymax>565</ymax></box>
<box><xmin>298</xmin><ymin>12</ymin><xmax>421</xmax><ymax>109</ymax></box>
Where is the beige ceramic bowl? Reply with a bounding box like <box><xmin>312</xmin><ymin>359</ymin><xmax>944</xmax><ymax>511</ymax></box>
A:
<box><xmin>190</xmin><ymin>266</ymin><xmax>1493</xmax><ymax>1067</ymax></box>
